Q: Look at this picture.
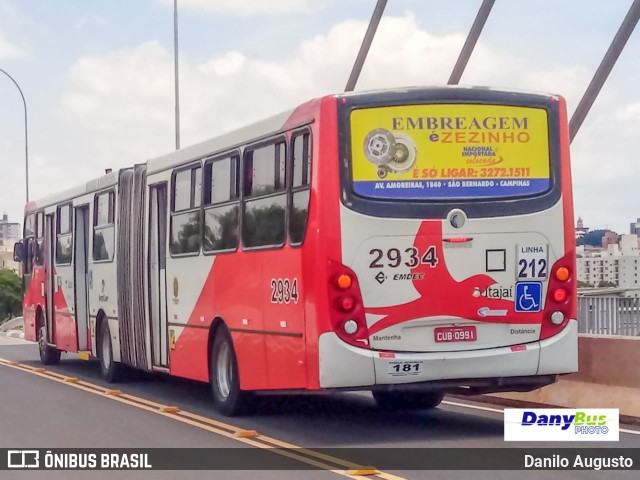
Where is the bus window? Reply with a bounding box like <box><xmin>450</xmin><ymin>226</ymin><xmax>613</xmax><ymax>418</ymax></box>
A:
<box><xmin>93</xmin><ymin>191</ymin><xmax>115</xmax><ymax>261</ymax></box>
<box><xmin>35</xmin><ymin>212</ymin><xmax>44</xmax><ymax>266</ymax></box>
<box><xmin>56</xmin><ymin>204</ymin><xmax>73</xmax><ymax>265</ymax></box>
<box><xmin>24</xmin><ymin>213</ymin><xmax>35</xmax><ymax>237</ymax></box>
<box><xmin>23</xmin><ymin>213</ymin><xmax>36</xmax><ymax>274</ymax></box>
<box><xmin>242</xmin><ymin>140</ymin><xmax>286</xmax><ymax>249</ymax></box>
<box><xmin>170</xmin><ymin>164</ymin><xmax>202</xmax><ymax>255</ymax></box>
<box><xmin>203</xmin><ymin>154</ymin><xmax>240</xmax><ymax>253</ymax></box>
<box><xmin>289</xmin><ymin>130</ymin><xmax>312</xmax><ymax>245</ymax></box>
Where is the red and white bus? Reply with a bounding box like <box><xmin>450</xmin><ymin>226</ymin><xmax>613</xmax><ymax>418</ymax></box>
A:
<box><xmin>15</xmin><ymin>86</ymin><xmax>578</xmax><ymax>415</ymax></box>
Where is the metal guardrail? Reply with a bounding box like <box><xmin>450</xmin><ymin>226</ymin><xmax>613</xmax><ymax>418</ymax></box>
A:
<box><xmin>577</xmin><ymin>296</ymin><xmax>640</xmax><ymax>336</ymax></box>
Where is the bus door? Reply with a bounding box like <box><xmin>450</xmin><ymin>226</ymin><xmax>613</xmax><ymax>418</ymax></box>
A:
<box><xmin>44</xmin><ymin>213</ymin><xmax>55</xmax><ymax>343</ymax></box>
<box><xmin>74</xmin><ymin>205</ymin><xmax>90</xmax><ymax>351</ymax></box>
<box><xmin>148</xmin><ymin>183</ymin><xmax>169</xmax><ymax>367</ymax></box>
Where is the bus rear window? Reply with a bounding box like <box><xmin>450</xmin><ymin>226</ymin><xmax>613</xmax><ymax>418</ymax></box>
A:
<box><xmin>349</xmin><ymin>104</ymin><xmax>550</xmax><ymax>200</ymax></box>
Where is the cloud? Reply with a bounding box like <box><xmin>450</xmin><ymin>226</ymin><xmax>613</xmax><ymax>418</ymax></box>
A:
<box><xmin>0</xmin><ymin>32</ymin><xmax>22</xmax><ymax>59</ymax></box>
<box><xmin>569</xmin><ymin>98</ymin><xmax>640</xmax><ymax>230</ymax></box>
<box><xmin>48</xmin><ymin>13</ymin><xmax>638</xmax><ymax>233</ymax></box>
<box><xmin>157</xmin><ymin>0</ymin><xmax>320</xmax><ymax>16</ymax></box>
<box><xmin>60</xmin><ymin>15</ymin><xmax>468</xmax><ymax>147</ymax></box>
<box><xmin>75</xmin><ymin>13</ymin><xmax>109</xmax><ymax>32</ymax></box>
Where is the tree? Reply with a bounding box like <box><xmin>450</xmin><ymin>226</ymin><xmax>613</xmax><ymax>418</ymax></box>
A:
<box><xmin>0</xmin><ymin>269</ymin><xmax>22</xmax><ymax>321</ymax></box>
<box><xmin>580</xmin><ymin>229</ymin><xmax>609</xmax><ymax>247</ymax></box>
<box><xmin>598</xmin><ymin>281</ymin><xmax>617</xmax><ymax>288</ymax></box>
<box><xmin>577</xmin><ymin>281</ymin><xmax>592</xmax><ymax>288</ymax></box>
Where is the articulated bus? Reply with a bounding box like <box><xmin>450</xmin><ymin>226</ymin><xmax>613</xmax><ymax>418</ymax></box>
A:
<box><xmin>15</xmin><ymin>86</ymin><xmax>578</xmax><ymax>415</ymax></box>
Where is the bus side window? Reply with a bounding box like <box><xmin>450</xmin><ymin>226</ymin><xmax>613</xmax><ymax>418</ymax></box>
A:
<box><xmin>55</xmin><ymin>204</ymin><xmax>73</xmax><ymax>265</ymax></box>
<box><xmin>35</xmin><ymin>211</ymin><xmax>44</xmax><ymax>266</ymax></box>
<box><xmin>242</xmin><ymin>140</ymin><xmax>287</xmax><ymax>249</ymax></box>
<box><xmin>23</xmin><ymin>213</ymin><xmax>36</xmax><ymax>274</ymax></box>
<box><xmin>93</xmin><ymin>191</ymin><xmax>116</xmax><ymax>261</ymax></box>
<box><xmin>203</xmin><ymin>154</ymin><xmax>240</xmax><ymax>253</ymax></box>
<box><xmin>170</xmin><ymin>164</ymin><xmax>202</xmax><ymax>255</ymax></box>
<box><xmin>290</xmin><ymin>130</ymin><xmax>311</xmax><ymax>246</ymax></box>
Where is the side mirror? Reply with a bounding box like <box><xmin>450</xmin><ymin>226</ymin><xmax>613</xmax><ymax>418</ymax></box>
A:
<box><xmin>13</xmin><ymin>240</ymin><xmax>24</xmax><ymax>262</ymax></box>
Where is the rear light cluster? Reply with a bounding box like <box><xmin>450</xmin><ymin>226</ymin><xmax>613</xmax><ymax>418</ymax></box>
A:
<box><xmin>550</xmin><ymin>266</ymin><xmax>570</xmax><ymax>317</ymax></box>
<box><xmin>540</xmin><ymin>254</ymin><xmax>576</xmax><ymax>340</ymax></box>
<box><xmin>327</xmin><ymin>262</ymin><xmax>370</xmax><ymax>349</ymax></box>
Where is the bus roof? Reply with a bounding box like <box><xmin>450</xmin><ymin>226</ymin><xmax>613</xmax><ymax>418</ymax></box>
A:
<box><xmin>26</xmin><ymin>107</ymin><xmax>298</xmax><ymax>214</ymax></box>
<box><xmin>146</xmin><ymin>108</ymin><xmax>296</xmax><ymax>175</ymax></box>
<box><xmin>335</xmin><ymin>85</ymin><xmax>560</xmax><ymax>101</ymax></box>
<box><xmin>26</xmin><ymin>169</ymin><xmax>120</xmax><ymax>214</ymax></box>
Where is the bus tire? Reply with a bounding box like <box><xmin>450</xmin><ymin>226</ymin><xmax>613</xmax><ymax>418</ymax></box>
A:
<box><xmin>372</xmin><ymin>390</ymin><xmax>444</xmax><ymax>411</ymax></box>
<box><xmin>38</xmin><ymin>323</ymin><xmax>61</xmax><ymax>366</ymax></box>
<box><xmin>210</xmin><ymin>327</ymin><xmax>250</xmax><ymax>416</ymax></box>
<box><xmin>99</xmin><ymin>319</ymin><xmax>125</xmax><ymax>383</ymax></box>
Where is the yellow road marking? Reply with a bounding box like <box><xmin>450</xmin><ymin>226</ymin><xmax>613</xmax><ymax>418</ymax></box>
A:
<box><xmin>159</xmin><ymin>406</ymin><xmax>180</xmax><ymax>413</ymax></box>
<box><xmin>348</xmin><ymin>469</ymin><xmax>380</xmax><ymax>476</ymax></box>
<box><xmin>0</xmin><ymin>357</ymin><xmax>403</xmax><ymax>479</ymax></box>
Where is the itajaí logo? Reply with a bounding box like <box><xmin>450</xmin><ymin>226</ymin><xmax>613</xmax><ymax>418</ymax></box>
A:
<box><xmin>504</xmin><ymin>408</ymin><xmax>619</xmax><ymax>442</ymax></box>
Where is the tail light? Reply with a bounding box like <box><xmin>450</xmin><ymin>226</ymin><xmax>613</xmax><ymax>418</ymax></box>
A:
<box><xmin>555</xmin><ymin>267</ymin><xmax>570</xmax><ymax>282</ymax></box>
<box><xmin>540</xmin><ymin>252</ymin><xmax>576</xmax><ymax>340</ymax></box>
<box><xmin>336</xmin><ymin>274</ymin><xmax>352</xmax><ymax>289</ymax></box>
<box><xmin>552</xmin><ymin>288</ymin><xmax>567</xmax><ymax>302</ymax></box>
<box><xmin>339</xmin><ymin>296</ymin><xmax>355</xmax><ymax>312</ymax></box>
<box><xmin>327</xmin><ymin>260</ymin><xmax>370</xmax><ymax>349</ymax></box>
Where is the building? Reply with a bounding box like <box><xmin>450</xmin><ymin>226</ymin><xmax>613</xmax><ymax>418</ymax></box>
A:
<box><xmin>602</xmin><ymin>231</ymin><xmax>619</xmax><ymax>248</ymax></box>
<box><xmin>575</xmin><ymin>216</ymin><xmax>589</xmax><ymax>238</ymax></box>
<box><xmin>577</xmin><ymin>234</ymin><xmax>640</xmax><ymax>296</ymax></box>
<box><xmin>0</xmin><ymin>241</ymin><xmax>20</xmax><ymax>273</ymax></box>
<box><xmin>0</xmin><ymin>214</ymin><xmax>20</xmax><ymax>272</ymax></box>
<box><xmin>0</xmin><ymin>214</ymin><xmax>20</xmax><ymax>246</ymax></box>
<box><xmin>630</xmin><ymin>218</ymin><xmax>640</xmax><ymax>235</ymax></box>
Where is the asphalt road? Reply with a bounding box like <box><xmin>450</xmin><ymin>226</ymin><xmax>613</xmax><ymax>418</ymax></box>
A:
<box><xmin>0</xmin><ymin>336</ymin><xmax>639</xmax><ymax>480</ymax></box>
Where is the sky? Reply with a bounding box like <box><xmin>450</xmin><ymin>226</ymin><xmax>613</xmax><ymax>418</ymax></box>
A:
<box><xmin>0</xmin><ymin>0</ymin><xmax>639</xmax><ymax>234</ymax></box>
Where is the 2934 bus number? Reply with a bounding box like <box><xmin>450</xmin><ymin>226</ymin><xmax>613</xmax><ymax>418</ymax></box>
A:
<box><xmin>369</xmin><ymin>246</ymin><xmax>438</xmax><ymax>269</ymax></box>
<box><xmin>270</xmin><ymin>278</ymin><xmax>299</xmax><ymax>304</ymax></box>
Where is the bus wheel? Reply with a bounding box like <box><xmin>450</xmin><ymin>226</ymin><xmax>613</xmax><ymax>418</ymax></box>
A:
<box><xmin>210</xmin><ymin>327</ymin><xmax>250</xmax><ymax>416</ymax></box>
<box><xmin>372</xmin><ymin>390</ymin><xmax>444</xmax><ymax>411</ymax></box>
<box><xmin>99</xmin><ymin>320</ymin><xmax>124</xmax><ymax>383</ymax></box>
<box><xmin>38</xmin><ymin>324</ymin><xmax>61</xmax><ymax>365</ymax></box>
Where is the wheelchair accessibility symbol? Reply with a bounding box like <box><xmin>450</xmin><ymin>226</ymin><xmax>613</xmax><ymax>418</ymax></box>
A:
<box><xmin>515</xmin><ymin>282</ymin><xmax>542</xmax><ymax>312</ymax></box>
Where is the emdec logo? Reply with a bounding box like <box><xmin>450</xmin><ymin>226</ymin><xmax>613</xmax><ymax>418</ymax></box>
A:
<box><xmin>504</xmin><ymin>408</ymin><xmax>619</xmax><ymax>442</ymax></box>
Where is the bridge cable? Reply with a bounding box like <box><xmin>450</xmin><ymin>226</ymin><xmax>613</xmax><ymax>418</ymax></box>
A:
<box><xmin>570</xmin><ymin>0</ymin><xmax>640</xmax><ymax>142</ymax></box>
<box><xmin>448</xmin><ymin>0</ymin><xmax>496</xmax><ymax>85</ymax></box>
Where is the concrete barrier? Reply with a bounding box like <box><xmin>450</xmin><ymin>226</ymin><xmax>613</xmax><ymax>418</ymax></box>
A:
<box><xmin>0</xmin><ymin>317</ymin><xmax>23</xmax><ymax>332</ymax></box>
<box><xmin>485</xmin><ymin>334</ymin><xmax>640</xmax><ymax>421</ymax></box>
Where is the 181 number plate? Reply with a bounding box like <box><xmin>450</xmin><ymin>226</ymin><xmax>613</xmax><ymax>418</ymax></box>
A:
<box><xmin>388</xmin><ymin>361</ymin><xmax>424</xmax><ymax>377</ymax></box>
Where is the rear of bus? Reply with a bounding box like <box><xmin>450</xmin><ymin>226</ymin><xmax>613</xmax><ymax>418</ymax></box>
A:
<box><xmin>318</xmin><ymin>87</ymin><xmax>577</xmax><ymax>400</ymax></box>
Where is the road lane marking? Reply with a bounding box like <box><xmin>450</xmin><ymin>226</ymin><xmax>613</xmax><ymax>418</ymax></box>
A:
<box><xmin>443</xmin><ymin>399</ymin><xmax>506</xmax><ymax>413</ymax></box>
<box><xmin>443</xmin><ymin>399</ymin><xmax>640</xmax><ymax>436</ymax></box>
<box><xmin>0</xmin><ymin>357</ymin><xmax>404</xmax><ymax>479</ymax></box>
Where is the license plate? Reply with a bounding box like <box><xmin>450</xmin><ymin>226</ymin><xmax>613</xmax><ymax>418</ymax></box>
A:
<box><xmin>434</xmin><ymin>326</ymin><xmax>477</xmax><ymax>343</ymax></box>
